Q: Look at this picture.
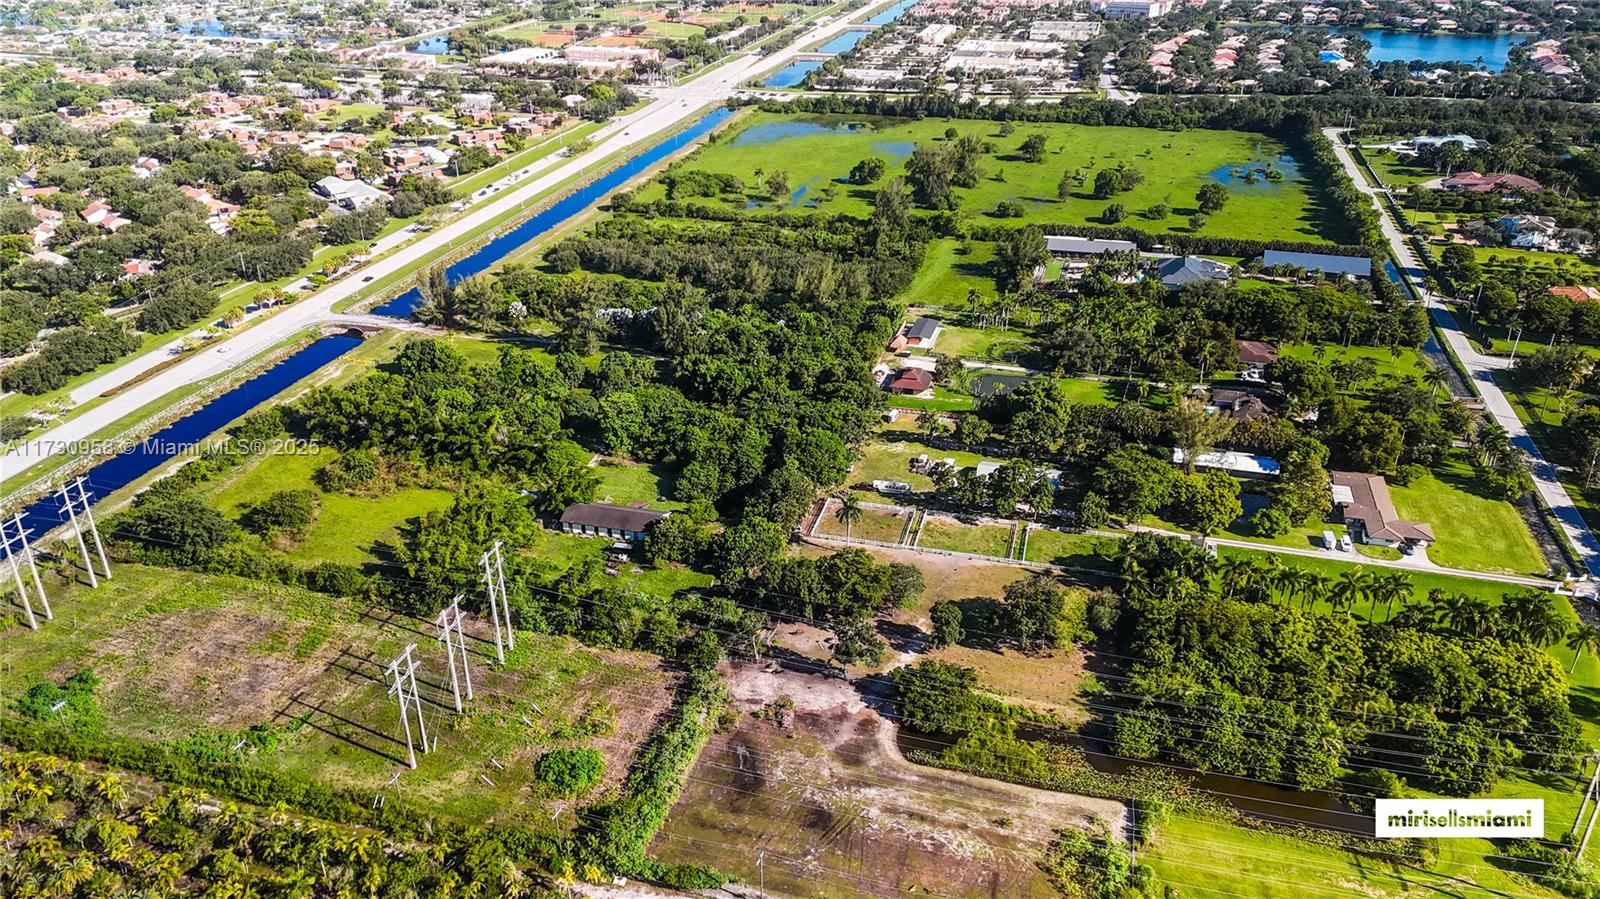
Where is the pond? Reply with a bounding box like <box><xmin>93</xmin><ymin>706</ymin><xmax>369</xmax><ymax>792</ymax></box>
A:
<box><xmin>1344</xmin><ymin>27</ymin><xmax>1522</xmax><ymax>71</ymax></box>
<box><xmin>817</xmin><ymin>29</ymin><xmax>867</xmax><ymax>54</ymax></box>
<box><xmin>373</xmin><ymin>106</ymin><xmax>736</xmax><ymax>317</ymax></box>
<box><xmin>730</xmin><ymin>117</ymin><xmax>868</xmax><ymax>147</ymax></box>
<box><xmin>1208</xmin><ymin>146</ymin><xmax>1303</xmax><ymax>192</ymax></box>
<box><xmin>762</xmin><ymin>59</ymin><xmax>823</xmax><ymax>88</ymax></box>
<box><xmin>971</xmin><ymin>372</ymin><xmax>1032</xmax><ymax>398</ymax></box>
<box><xmin>410</xmin><ymin>35</ymin><xmax>449</xmax><ymax>54</ymax></box>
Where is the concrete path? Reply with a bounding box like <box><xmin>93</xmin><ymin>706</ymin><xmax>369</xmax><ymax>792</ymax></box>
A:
<box><xmin>0</xmin><ymin>2</ymin><xmax>896</xmax><ymax>484</ymax></box>
<box><xmin>1323</xmin><ymin>128</ymin><xmax>1600</xmax><ymax>582</ymax></box>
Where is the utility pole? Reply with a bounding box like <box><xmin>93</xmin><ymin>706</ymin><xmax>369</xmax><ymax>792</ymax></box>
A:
<box><xmin>1</xmin><ymin>515</ymin><xmax>49</xmax><ymax>628</ymax></box>
<box><xmin>385</xmin><ymin>643</ymin><xmax>429</xmax><ymax>769</ymax></box>
<box><xmin>480</xmin><ymin>540</ymin><xmax>513</xmax><ymax>661</ymax></box>
<box><xmin>57</xmin><ymin>477</ymin><xmax>110</xmax><ymax>586</ymax></box>
<box><xmin>436</xmin><ymin>594</ymin><xmax>474</xmax><ymax>713</ymax></box>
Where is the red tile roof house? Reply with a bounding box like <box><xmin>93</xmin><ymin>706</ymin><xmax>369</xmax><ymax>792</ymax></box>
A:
<box><xmin>1440</xmin><ymin>171</ymin><xmax>1544</xmax><ymax>194</ymax></box>
<box><xmin>1330</xmin><ymin>471</ymin><xmax>1434</xmax><ymax>549</ymax></box>
<box><xmin>887</xmin><ymin>367</ymin><xmax>935</xmax><ymax>397</ymax></box>
<box><xmin>1237</xmin><ymin>339</ymin><xmax>1278</xmax><ymax>366</ymax></box>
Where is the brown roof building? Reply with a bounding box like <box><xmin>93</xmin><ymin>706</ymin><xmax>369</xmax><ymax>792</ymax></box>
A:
<box><xmin>1238</xmin><ymin>340</ymin><xmax>1279</xmax><ymax>367</ymax></box>
<box><xmin>559</xmin><ymin>502</ymin><xmax>668</xmax><ymax>543</ymax></box>
<box><xmin>1440</xmin><ymin>171</ymin><xmax>1544</xmax><ymax>194</ymax></box>
<box><xmin>888</xmin><ymin>367</ymin><xmax>935</xmax><ymax>395</ymax></box>
<box><xmin>1330</xmin><ymin>471</ymin><xmax>1434</xmax><ymax>547</ymax></box>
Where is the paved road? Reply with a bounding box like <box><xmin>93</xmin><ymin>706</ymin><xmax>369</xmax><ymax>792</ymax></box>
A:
<box><xmin>1323</xmin><ymin>127</ymin><xmax>1600</xmax><ymax>581</ymax></box>
<box><xmin>0</xmin><ymin>5</ymin><xmax>886</xmax><ymax>483</ymax></box>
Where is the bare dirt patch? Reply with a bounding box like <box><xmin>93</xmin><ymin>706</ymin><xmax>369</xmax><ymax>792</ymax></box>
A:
<box><xmin>84</xmin><ymin>608</ymin><xmax>349</xmax><ymax>732</ymax></box>
<box><xmin>653</xmin><ymin>661</ymin><xmax>1124</xmax><ymax>898</ymax></box>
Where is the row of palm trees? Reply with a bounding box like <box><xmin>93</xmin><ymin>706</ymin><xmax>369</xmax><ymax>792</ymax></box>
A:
<box><xmin>1131</xmin><ymin>553</ymin><xmax>1600</xmax><ymax>668</ymax></box>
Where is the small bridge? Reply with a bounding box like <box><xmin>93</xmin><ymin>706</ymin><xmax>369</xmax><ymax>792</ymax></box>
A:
<box><xmin>321</xmin><ymin>314</ymin><xmax>444</xmax><ymax>336</ymax></box>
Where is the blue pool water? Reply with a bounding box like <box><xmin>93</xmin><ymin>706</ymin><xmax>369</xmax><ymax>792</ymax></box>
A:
<box><xmin>1346</xmin><ymin>28</ymin><xmax>1521</xmax><ymax>70</ymax></box>
<box><xmin>763</xmin><ymin>59</ymin><xmax>823</xmax><ymax>88</ymax></box>
<box><xmin>410</xmin><ymin>35</ymin><xmax>449</xmax><ymax>54</ymax></box>
<box><xmin>818</xmin><ymin>30</ymin><xmax>866</xmax><ymax>54</ymax></box>
<box><xmin>5</xmin><ymin>334</ymin><xmax>364</xmax><ymax>551</ymax></box>
<box><xmin>373</xmin><ymin>106</ymin><xmax>736</xmax><ymax>317</ymax></box>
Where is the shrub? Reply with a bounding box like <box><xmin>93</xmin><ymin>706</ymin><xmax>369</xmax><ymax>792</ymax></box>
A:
<box><xmin>245</xmin><ymin>489</ymin><xmax>321</xmax><ymax>538</ymax></box>
<box><xmin>535</xmin><ymin>747</ymin><xmax>606</xmax><ymax>797</ymax></box>
<box><xmin>1251</xmin><ymin>505</ymin><xmax>1291</xmax><ymax>538</ymax></box>
<box><xmin>316</xmin><ymin>448</ymin><xmax>381</xmax><ymax>493</ymax></box>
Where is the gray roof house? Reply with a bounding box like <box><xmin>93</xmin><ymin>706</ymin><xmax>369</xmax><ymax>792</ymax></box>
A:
<box><xmin>1155</xmin><ymin>255</ymin><xmax>1232</xmax><ymax>289</ymax></box>
<box><xmin>315</xmin><ymin>176</ymin><xmax>389</xmax><ymax>211</ymax></box>
<box><xmin>1045</xmin><ymin>235</ymin><xmax>1139</xmax><ymax>258</ymax></box>
<box><xmin>559</xmin><ymin>502</ymin><xmax>668</xmax><ymax>543</ymax></box>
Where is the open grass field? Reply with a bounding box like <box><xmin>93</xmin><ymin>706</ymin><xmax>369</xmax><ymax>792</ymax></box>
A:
<box><xmin>640</xmin><ymin>112</ymin><xmax>1344</xmax><ymax>243</ymax></box>
<box><xmin>0</xmin><ymin>564</ymin><xmax>678</xmax><ymax>828</ymax></box>
<box><xmin>848</xmin><ymin>438</ymin><xmax>999</xmax><ymax>497</ymax></box>
<box><xmin>1474</xmin><ymin>245</ymin><xmax>1600</xmax><ymax>282</ymax></box>
<box><xmin>590</xmin><ymin>456</ymin><xmax>685</xmax><ymax>510</ymax></box>
<box><xmin>1389</xmin><ymin>452</ymin><xmax>1548</xmax><ymax>576</ymax></box>
<box><xmin>1276</xmin><ymin>341</ymin><xmax>1429</xmax><ymax>382</ymax></box>
<box><xmin>1020</xmin><ymin>527</ymin><xmax>1118</xmax><ymax>570</ymax></box>
<box><xmin>1360</xmin><ymin>149</ymin><xmax>1438</xmax><ymax>188</ymax></box>
<box><xmin>916</xmin><ymin>514</ymin><xmax>1014</xmax><ymax>558</ymax></box>
<box><xmin>902</xmin><ymin>238</ymin><xmax>1001</xmax><ymax>305</ymax></box>
<box><xmin>498</xmin><ymin>2</ymin><xmax>805</xmax><ymax>42</ymax></box>
<box><xmin>201</xmin><ymin>446</ymin><xmax>455</xmax><ymax>568</ymax></box>
<box><xmin>815</xmin><ymin>498</ymin><xmax>912</xmax><ymax>543</ymax></box>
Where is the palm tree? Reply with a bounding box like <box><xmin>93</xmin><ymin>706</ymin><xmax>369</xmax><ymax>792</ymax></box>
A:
<box><xmin>1217</xmin><ymin>556</ymin><xmax>1256</xmax><ymax>601</ymax></box>
<box><xmin>1330</xmin><ymin>569</ymin><xmax>1372</xmax><ymax>618</ymax></box>
<box><xmin>1501</xmin><ymin>591</ymin><xmax>1567</xmax><ymax>647</ymax></box>
<box><xmin>1422</xmin><ymin>366</ymin><xmax>1449</xmax><ymax>399</ymax></box>
<box><xmin>835</xmin><ymin>493</ymin><xmax>863</xmax><ymax>543</ymax></box>
<box><xmin>1436</xmin><ymin>592</ymin><xmax>1494</xmax><ymax>637</ymax></box>
<box><xmin>1566</xmin><ymin>624</ymin><xmax>1600</xmax><ymax>674</ymax></box>
<box><xmin>1301</xmin><ymin>572</ymin><xmax>1331</xmax><ymax>611</ymax></box>
<box><xmin>1375</xmin><ymin>573</ymin><xmax>1413</xmax><ymax>621</ymax></box>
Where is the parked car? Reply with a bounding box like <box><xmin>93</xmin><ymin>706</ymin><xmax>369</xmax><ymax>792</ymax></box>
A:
<box><xmin>1339</xmin><ymin>534</ymin><xmax>1354</xmax><ymax>552</ymax></box>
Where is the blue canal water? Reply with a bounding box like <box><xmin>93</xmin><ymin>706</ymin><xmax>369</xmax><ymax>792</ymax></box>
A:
<box><xmin>4</xmin><ymin>107</ymin><xmax>742</xmax><ymax>548</ymax></box>
<box><xmin>1346</xmin><ymin>28</ymin><xmax>1520</xmax><ymax>70</ymax></box>
<box><xmin>818</xmin><ymin>30</ymin><xmax>867</xmax><ymax>54</ymax></box>
<box><xmin>373</xmin><ymin>106</ymin><xmax>735</xmax><ymax>317</ymax></box>
<box><xmin>763</xmin><ymin>59</ymin><xmax>823</xmax><ymax>88</ymax></box>
<box><xmin>866</xmin><ymin>0</ymin><xmax>917</xmax><ymax>26</ymax></box>
<box><xmin>6</xmin><ymin>334</ymin><xmax>363</xmax><ymax>550</ymax></box>
<box><xmin>410</xmin><ymin>35</ymin><xmax>449</xmax><ymax>54</ymax></box>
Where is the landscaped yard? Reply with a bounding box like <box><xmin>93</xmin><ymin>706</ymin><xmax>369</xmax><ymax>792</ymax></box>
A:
<box><xmin>1389</xmin><ymin>453</ymin><xmax>1547</xmax><ymax>576</ymax></box>
<box><xmin>591</xmin><ymin>456</ymin><xmax>684</xmax><ymax>510</ymax></box>
<box><xmin>640</xmin><ymin>112</ymin><xmax>1346</xmax><ymax>243</ymax></box>
<box><xmin>849</xmin><ymin>438</ymin><xmax>1000</xmax><ymax>496</ymax></box>
<box><xmin>1276</xmin><ymin>341</ymin><xmax>1429</xmax><ymax>382</ymax></box>
<box><xmin>902</xmin><ymin>238</ymin><xmax>1001</xmax><ymax>306</ymax></box>
<box><xmin>917</xmin><ymin>514</ymin><xmax>1014</xmax><ymax>558</ymax></box>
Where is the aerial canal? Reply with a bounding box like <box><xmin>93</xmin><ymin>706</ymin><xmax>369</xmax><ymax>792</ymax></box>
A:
<box><xmin>5</xmin><ymin>107</ymin><xmax>737</xmax><ymax>539</ymax></box>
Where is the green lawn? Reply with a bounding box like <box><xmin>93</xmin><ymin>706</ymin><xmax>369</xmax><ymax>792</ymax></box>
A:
<box><xmin>1021</xmin><ymin>528</ymin><xmax>1119</xmax><ymax>570</ymax></box>
<box><xmin>815</xmin><ymin>503</ymin><xmax>910</xmax><ymax>543</ymax></box>
<box><xmin>917</xmin><ymin>323</ymin><xmax>1035</xmax><ymax>363</ymax></box>
<box><xmin>640</xmin><ymin>112</ymin><xmax>1344</xmax><ymax>243</ymax></box>
<box><xmin>1277</xmin><ymin>341</ymin><xmax>1429</xmax><ymax>382</ymax></box>
<box><xmin>902</xmin><ymin>238</ymin><xmax>1000</xmax><ymax>306</ymax></box>
<box><xmin>591</xmin><ymin>457</ymin><xmax>685</xmax><ymax>511</ymax></box>
<box><xmin>1361</xmin><ymin>149</ymin><xmax>1438</xmax><ymax>188</ymax></box>
<box><xmin>917</xmin><ymin>515</ymin><xmax>1014</xmax><ymax>557</ymax></box>
<box><xmin>1389</xmin><ymin>453</ymin><xmax>1548</xmax><ymax>576</ymax></box>
<box><xmin>202</xmin><ymin>446</ymin><xmax>456</xmax><ymax>568</ymax></box>
<box><xmin>850</xmin><ymin>438</ymin><xmax>999</xmax><ymax>495</ymax></box>
<box><xmin>1474</xmin><ymin>245</ymin><xmax>1600</xmax><ymax>282</ymax></box>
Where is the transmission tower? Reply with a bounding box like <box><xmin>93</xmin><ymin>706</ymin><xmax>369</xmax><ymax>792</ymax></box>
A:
<box><xmin>57</xmin><ymin>477</ymin><xmax>110</xmax><ymax>587</ymax></box>
<box><xmin>1</xmin><ymin>514</ymin><xmax>49</xmax><ymax>628</ymax></box>
<box><xmin>480</xmin><ymin>540</ymin><xmax>514</xmax><ymax>662</ymax></box>
<box><xmin>385</xmin><ymin>643</ymin><xmax>429</xmax><ymax>769</ymax></box>
<box><xmin>435</xmin><ymin>594</ymin><xmax>474</xmax><ymax>713</ymax></box>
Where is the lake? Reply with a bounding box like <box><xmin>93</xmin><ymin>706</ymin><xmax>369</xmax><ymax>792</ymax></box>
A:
<box><xmin>817</xmin><ymin>30</ymin><xmax>867</xmax><ymax>54</ymax></box>
<box><xmin>410</xmin><ymin>35</ymin><xmax>449</xmax><ymax>54</ymax></box>
<box><xmin>1208</xmin><ymin>144</ymin><xmax>1303</xmax><ymax>193</ymax></box>
<box><xmin>866</xmin><ymin>0</ymin><xmax>917</xmax><ymax>26</ymax></box>
<box><xmin>1346</xmin><ymin>27</ymin><xmax>1521</xmax><ymax>71</ymax></box>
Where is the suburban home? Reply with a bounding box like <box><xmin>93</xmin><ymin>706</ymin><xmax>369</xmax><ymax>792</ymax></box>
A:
<box><xmin>887</xmin><ymin>367</ymin><xmax>935</xmax><ymax>397</ymax></box>
<box><xmin>558</xmin><ymin>502</ymin><xmax>668</xmax><ymax>543</ymax></box>
<box><xmin>1407</xmin><ymin>133</ymin><xmax>1484</xmax><ymax>154</ymax></box>
<box><xmin>1155</xmin><ymin>255</ymin><xmax>1232</xmax><ymax>289</ymax></box>
<box><xmin>1499</xmin><ymin>214</ymin><xmax>1559</xmax><ymax>249</ymax></box>
<box><xmin>1204</xmin><ymin>386</ymin><xmax>1275</xmax><ymax>421</ymax></box>
<box><xmin>1441</xmin><ymin>171</ymin><xmax>1544</xmax><ymax>194</ymax></box>
<box><xmin>1330</xmin><ymin>471</ymin><xmax>1434</xmax><ymax>550</ymax></box>
<box><xmin>1045</xmin><ymin>234</ymin><xmax>1139</xmax><ymax>258</ymax></box>
<box><xmin>902</xmin><ymin>316</ymin><xmax>942</xmax><ymax>350</ymax></box>
<box><xmin>1260</xmin><ymin>249</ymin><xmax>1372</xmax><ymax>280</ymax></box>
